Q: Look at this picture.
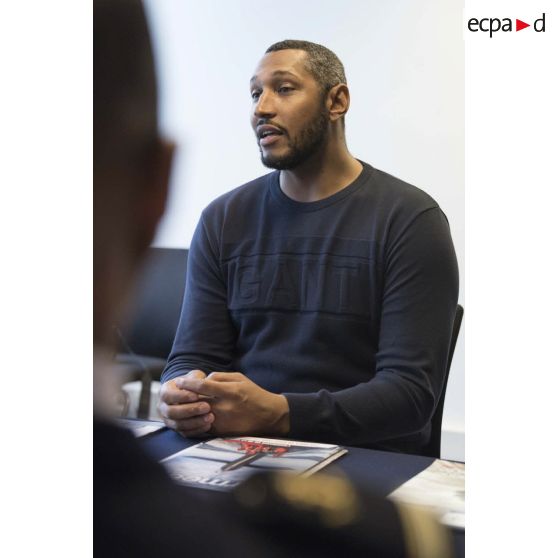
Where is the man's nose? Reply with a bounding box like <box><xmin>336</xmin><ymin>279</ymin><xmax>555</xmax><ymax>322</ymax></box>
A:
<box><xmin>254</xmin><ymin>91</ymin><xmax>276</xmax><ymax>118</ymax></box>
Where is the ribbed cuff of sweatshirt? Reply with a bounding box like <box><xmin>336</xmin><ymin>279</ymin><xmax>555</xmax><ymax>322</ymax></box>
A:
<box><xmin>160</xmin><ymin>368</ymin><xmax>192</xmax><ymax>384</ymax></box>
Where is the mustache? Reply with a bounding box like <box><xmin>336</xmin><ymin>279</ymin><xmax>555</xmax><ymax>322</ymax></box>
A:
<box><xmin>255</xmin><ymin>119</ymin><xmax>288</xmax><ymax>136</ymax></box>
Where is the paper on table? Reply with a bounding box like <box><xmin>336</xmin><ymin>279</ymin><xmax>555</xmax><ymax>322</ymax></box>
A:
<box><xmin>389</xmin><ymin>459</ymin><xmax>465</xmax><ymax>529</ymax></box>
<box><xmin>118</xmin><ymin>418</ymin><xmax>165</xmax><ymax>438</ymax></box>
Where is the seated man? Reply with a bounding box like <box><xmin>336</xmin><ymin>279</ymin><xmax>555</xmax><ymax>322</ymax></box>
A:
<box><xmin>94</xmin><ymin>3</ymin><xmax>455</xmax><ymax>556</ymax></box>
<box><xmin>159</xmin><ymin>39</ymin><xmax>459</xmax><ymax>454</ymax></box>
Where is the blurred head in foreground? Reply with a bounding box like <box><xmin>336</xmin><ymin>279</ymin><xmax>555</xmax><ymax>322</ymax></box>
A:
<box><xmin>94</xmin><ymin>0</ymin><xmax>173</xmax><ymax>406</ymax></box>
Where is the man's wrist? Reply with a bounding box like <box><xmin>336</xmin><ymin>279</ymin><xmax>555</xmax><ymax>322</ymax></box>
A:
<box><xmin>270</xmin><ymin>394</ymin><xmax>290</xmax><ymax>436</ymax></box>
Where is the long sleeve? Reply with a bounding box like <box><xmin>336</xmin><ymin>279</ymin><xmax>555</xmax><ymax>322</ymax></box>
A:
<box><xmin>284</xmin><ymin>207</ymin><xmax>459</xmax><ymax>448</ymax></box>
<box><xmin>162</xmin><ymin>214</ymin><xmax>237</xmax><ymax>382</ymax></box>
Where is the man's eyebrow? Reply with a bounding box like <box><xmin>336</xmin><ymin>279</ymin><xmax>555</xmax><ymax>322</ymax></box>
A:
<box><xmin>250</xmin><ymin>70</ymin><xmax>300</xmax><ymax>85</ymax></box>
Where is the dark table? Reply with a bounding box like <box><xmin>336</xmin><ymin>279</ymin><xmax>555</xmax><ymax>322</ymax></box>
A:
<box><xmin>141</xmin><ymin>428</ymin><xmax>464</xmax><ymax>557</ymax></box>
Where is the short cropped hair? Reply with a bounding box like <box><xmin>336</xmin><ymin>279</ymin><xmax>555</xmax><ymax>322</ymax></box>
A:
<box><xmin>265</xmin><ymin>40</ymin><xmax>347</xmax><ymax>93</ymax></box>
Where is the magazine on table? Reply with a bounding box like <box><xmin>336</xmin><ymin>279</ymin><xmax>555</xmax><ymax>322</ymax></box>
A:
<box><xmin>160</xmin><ymin>436</ymin><xmax>347</xmax><ymax>491</ymax></box>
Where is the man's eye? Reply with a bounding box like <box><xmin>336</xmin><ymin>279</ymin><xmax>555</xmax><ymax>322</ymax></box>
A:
<box><xmin>251</xmin><ymin>90</ymin><xmax>261</xmax><ymax>100</ymax></box>
<box><xmin>278</xmin><ymin>86</ymin><xmax>294</xmax><ymax>94</ymax></box>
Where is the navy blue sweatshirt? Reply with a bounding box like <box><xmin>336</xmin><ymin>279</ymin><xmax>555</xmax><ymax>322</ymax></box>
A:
<box><xmin>162</xmin><ymin>162</ymin><xmax>459</xmax><ymax>453</ymax></box>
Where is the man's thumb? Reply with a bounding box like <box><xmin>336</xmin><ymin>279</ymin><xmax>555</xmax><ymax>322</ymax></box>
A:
<box><xmin>187</xmin><ymin>369</ymin><xmax>207</xmax><ymax>380</ymax></box>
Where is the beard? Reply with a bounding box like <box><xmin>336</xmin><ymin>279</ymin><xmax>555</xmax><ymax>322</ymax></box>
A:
<box><xmin>259</xmin><ymin>106</ymin><xmax>329</xmax><ymax>170</ymax></box>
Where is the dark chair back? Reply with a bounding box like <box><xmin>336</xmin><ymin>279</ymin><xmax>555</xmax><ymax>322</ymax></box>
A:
<box><xmin>119</xmin><ymin>247</ymin><xmax>188</xmax><ymax>360</ymax></box>
<box><xmin>422</xmin><ymin>304</ymin><xmax>464</xmax><ymax>459</ymax></box>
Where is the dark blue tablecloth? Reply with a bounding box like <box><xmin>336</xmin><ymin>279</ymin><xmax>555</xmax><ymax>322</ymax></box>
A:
<box><xmin>140</xmin><ymin>428</ymin><xmax>464</xmax><ymax>557</ymax></box>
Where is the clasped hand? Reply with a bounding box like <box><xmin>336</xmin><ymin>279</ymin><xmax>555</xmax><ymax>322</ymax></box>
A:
<box><xmin>158</xmin><ymin>370</ymin><xmax>290</xmax><ymax>438</ymax></box>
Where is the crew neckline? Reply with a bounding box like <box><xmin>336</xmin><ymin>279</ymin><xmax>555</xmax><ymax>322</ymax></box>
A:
<box><xmin>268</xmin><ymin>160</ymin><xmax>373</xmax><ymax>212</ymax></box>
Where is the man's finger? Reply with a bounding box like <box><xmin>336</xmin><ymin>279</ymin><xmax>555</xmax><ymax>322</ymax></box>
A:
<box><xmin>174</xmin><ymin>370</ymin><xmax>208</xmax><ymax>390</ymax></box>
<box><xmin>159</xmin><ymin>401</ymin><xmax>211</xmax><ymax>421</ymax></box>
<box><xmin>185</xmin><ymin>369</ymin><xmax>207</xmax><ymax>380</ymax></box>
<box><xmin>160</xmin><ymin>371</ymin><xmax>207</xmax><ymax>404</ymax></box>
<box><xmin>178</xmin><ymin>377</ymin><xmax>236</xmax><ymax>398</ymax></box>
<box><xmin>206</xmin><ymin>371</ymin><xmax>241</xmax><ymax>382</ymax></box>
<box><xmin>162</xmin><ymin>385</ymin><xmax>199</xmax><ymax>405</ymax></box>
<box><xmin>170</xmin><ymin>370</ymin><xmax>206</xmax><ymax>390</ymax></box>
<box><xmin>166</xmin><ymin>413</ymin><xmax>215</xmax><ymax>437</ymax></box>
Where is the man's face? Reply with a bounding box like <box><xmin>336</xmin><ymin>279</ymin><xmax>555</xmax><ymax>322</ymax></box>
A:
<box><xmin>250</xmin><ymin>50</ymin><xmax>329</xmax><ymax>170</ymax></box>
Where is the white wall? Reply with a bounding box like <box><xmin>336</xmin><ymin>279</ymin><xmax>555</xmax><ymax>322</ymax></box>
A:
<box><xmin>145</xmin><ymin>0</ymin><xmax>465</xmax><ymax>460</ymax></box>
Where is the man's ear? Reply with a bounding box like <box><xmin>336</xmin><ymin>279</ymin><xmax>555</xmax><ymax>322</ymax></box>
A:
<box><xmin>139</xmin><ymin>138</ymin><xmax>175</xmax><ymax>244</ymax></box>
<box><xmin>151</xmin><ymin>138</ymin><xmax>175</xmax><ymax>222</ymax></box>
<box><xmin>326</xmin><ymin>84</ymin><xmax>350</xmax><ymax>122</ymax></box>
